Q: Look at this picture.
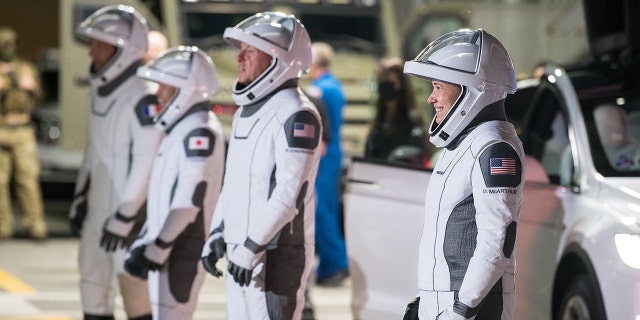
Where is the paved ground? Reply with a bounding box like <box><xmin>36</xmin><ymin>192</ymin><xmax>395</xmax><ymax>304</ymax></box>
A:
<box><xmin>0</xmin><ymin>192</ymin><xmax>353</xmax><ymax>320</ymax></box>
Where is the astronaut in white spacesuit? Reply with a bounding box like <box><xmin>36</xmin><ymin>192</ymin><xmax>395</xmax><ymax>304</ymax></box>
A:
<box><xmin>402</xmin><ymin>29</ymin><xmax>525</xmax><ymax>320</ymax></box>
<box><xmin>121</xmin><ymin>46</ymin><xmax>225</xmax><ymax>320</ymax></box>
<box><xmin>200</xmin><ymin>11</ymin><xmax>322</xmax><ymax>320</ymax></box>
<box><xmin>70</xmin><ymin>5</ymin><xmax>162</xmax><ymax>320</ymax></box>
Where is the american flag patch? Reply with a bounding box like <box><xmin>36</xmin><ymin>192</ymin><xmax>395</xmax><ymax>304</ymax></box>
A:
<box><xmin>188</xmin><ymin>136</ymin><xmax>209</xmax><ymax>150</ymax></box>
<box><xmin>490</xmin><ymin>158</ymin><xmax>516</xmax><ymax>175</ymax></box>
<box><xmin>293</xmin><ymin>122</ymin><xmax>315</xmax><ymax>139</ymax></box>
<box><xmin>144</xmin><ymin>104</ymin><xmax>161</xmax><ymax>118</ymax></box>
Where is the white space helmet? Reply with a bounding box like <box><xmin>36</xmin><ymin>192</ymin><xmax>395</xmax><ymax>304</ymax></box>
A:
<box><xmin>137</xmin><ymin>46</ymin><xmax>219</xmax><ymax>131</ymax></box>
<box><xmin>223</xmin><ymin>11</ymin><xmax>312</xmax><ymax>105</ymax></box>
<box><xmin>76</xmin><ymin>5</ymin><xmax>148</xmax><ymax>82</ymax></box>
<box><xmin>404</xmin><ymin>29</ymin><xmax>516</xmax><ymax>148</ymax></box>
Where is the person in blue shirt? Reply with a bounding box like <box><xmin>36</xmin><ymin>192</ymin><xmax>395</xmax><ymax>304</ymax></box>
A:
<box><xmin>306</xmin><ymin>42</ymin><xmax>348</xmax><ymax>286</ymax></box>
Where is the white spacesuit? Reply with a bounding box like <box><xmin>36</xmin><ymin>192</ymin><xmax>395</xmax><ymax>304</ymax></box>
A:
<box><xmin>403</xmin><ymin>29</ymin><xmax>525</xmax><ymax>320</ymax></box>
<box><xmin>71</xmin><ymin>5</ymin><xmax>161</xmax><ymax>320</ymax></box>
<box><xmin>201</xmin><ymin>12</ymin><xmax>322</xmax><ymax>320</ymax></box>
<box><xmin>122</xmin><ymin>47</ymin><xmax>224</xmax><ymax>319</ymax></box>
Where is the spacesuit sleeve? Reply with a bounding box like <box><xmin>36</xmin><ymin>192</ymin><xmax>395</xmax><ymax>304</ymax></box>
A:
<box><xmin>455</xmin><ymin>141</ymin><xmax>523</xmax><ymax>316</ymax></box>
<box><xmin>73</xmin><ymin>140</ymin><xmax>93</xmax><ymax>196</ymax></box>
<box><xmin>208</xmin><ymin>189</ymin><xmax>224</xmax><ymax>233</ymax></box>
<box><xmin>155</xmin><ymin>128</ymin><xmax>221</xmax><ymax>244</ymax></box>
<box><xmin>248</xmin><ymin>109</ymin><xmax>322</xmax><ymax>247</ymax></box>
<box><xmin>116</xmin><ymin>96</ymin><xmax>164</xmax><ymax>218</ymax></box>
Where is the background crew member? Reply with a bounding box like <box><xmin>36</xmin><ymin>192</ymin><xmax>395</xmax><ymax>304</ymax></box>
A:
<box><xmin>144</xmin><ymin>30</ymin><xmax>168</xmax><ymax>63</ymax></box>
<box><xmin>0</xmin><ymin>26</ymin><xmax>47</xmax><ymax>240</ymax></box>
<box><xmin>306</xmin><ymin>42</ymin><xmax>349</xmax><ymax>286</ymax></box>
<box><xmin>365</xmin><ymin>56</ymin><xmax>428</xmax><ymax>166</ymax></box>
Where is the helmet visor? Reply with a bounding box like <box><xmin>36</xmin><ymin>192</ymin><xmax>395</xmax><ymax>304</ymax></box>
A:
<box><xmin>412</xmin><ymin>29</ymin><xmax>481</xmax><ymax>74</ymax></box>
<box><xmin>78</xmin><ymin>6</ymin><xmax>136</xmax><ymax>45</ymax></box>
<box><xmin>233</xmin><ymin>12</ymin><xmax>295</xmax><ymax>51</ymax></box>
<box><xmin>146</xmin><ymin>49</ymin><xmax>193</xmax><ymax>82</ymax></box>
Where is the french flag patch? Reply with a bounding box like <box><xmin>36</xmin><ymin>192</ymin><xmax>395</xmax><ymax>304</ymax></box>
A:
<box><xmin>144</xmin><ymin>104</ymin><xmax>161</xmax><ymax>118</ymax></box>
<box><xmin>188</xmin><ymin>136</ymin><xmax>209</xmax><ymax>150</ymax></box>
<box><xmin>293</xmin><ymin>122</ymin><xmax>315</xmax><ymax>139</ymax></box>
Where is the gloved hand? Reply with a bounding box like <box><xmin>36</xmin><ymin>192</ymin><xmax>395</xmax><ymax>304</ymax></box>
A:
<box><xmin>201</xmin><ymin>227</ymin><xmax>226</xmax><ymax>278</ymax></box>
<box><xmin>403</xmin><ymin>297</ymin><xmax>420</xmax><ymax>320</ymax></box>
<box><xmin>124</xmin><ymin>242</ymin><xmax>169</xmax><ymax>279</ymax></box>
<box><xmin>69</xmin><ymin>194</ymin><xmax>88</xmax><ymax>237</ymax></box>
<box><xmin>227</xmin><ymin>240</ymin><xmax>264</xmax><ymax>287</ymax></box>
<box><xmin>228</xmin><ymin>259</ymin><xmax>252</xmax><ymax>287</ymax></box>
<box><xmin>124</xmin><ymin>245</ymin><xmax>150</xmax><ymax>279</ymax></box>
<box><xmin>100</xmin><ymin>212</ymin><xmax>138</xmax><ymax>252</ymax></box>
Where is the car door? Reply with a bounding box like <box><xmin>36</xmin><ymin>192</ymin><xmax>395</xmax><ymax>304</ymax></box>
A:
<box><xmin>344</xmin><ymin>159</ymin><xmax>431</xmax><ymax>319</ymax></box>
<box><xmin>508</xmin><ymin>82</ymin><xmax>568</xmax><ymax>319</ymax></box>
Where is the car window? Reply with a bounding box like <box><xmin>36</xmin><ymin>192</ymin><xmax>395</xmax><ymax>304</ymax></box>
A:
<box><xmin>584</xmin><ymin>97</ymin><xmax>640</xmax><ymax>176</ymax></box>
<box><xmin>518</xmin><ymin>85</ymin><xmax>571</xmax><ymax>185</ymax></box>
<box><xmin>505</xmin><ymin>85</ymin><xmax>535</xmax><ymax>134</ymax></box>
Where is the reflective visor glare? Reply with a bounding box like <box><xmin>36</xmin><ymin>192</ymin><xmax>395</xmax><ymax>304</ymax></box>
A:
<box><xmin>87</xmin><ymin>9</ymin><xmax>134</xmax><ymax>38</ymax></box>
<box><xmin>413</xmin><ymin>30</ymin><xmax>481</xmax><ymax>69</ymax></box>
<box><xmin>152</xmin><ymin>50</ymin><xmax>192</xmax><ymax>80</ymax></box>
<box><xmin>236</xmin><ymin>13</ymin><xmax>294</xmax><ymax>50</ymax></box>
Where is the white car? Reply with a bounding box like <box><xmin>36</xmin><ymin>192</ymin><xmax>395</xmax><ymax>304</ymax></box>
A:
<box><xmin>343</xmin><ymin>2</ymin><xmax>640</xmax><ymax>319</ymax></box>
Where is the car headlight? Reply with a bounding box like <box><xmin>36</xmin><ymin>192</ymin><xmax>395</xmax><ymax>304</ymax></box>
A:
<box><xmin>615</xmin><ymin>234</ymin><xmax>640</xmax><ymax>269</ymax></box>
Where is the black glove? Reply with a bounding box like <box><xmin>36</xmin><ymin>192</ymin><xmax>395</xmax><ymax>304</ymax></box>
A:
<box><xmin>124</xmin><ymin>246</ymin><xmax>149</xmax><ymax>279</ymax></box>
<box><xmin>227</xmin><ymin>260</ymin><xmax>253</xmax><ymax>287</ymax></box>
<box><xmin>100</xmin><ymin>229</ymin><xmax>130</xmax><ymax>252</ymax></box>
<box><xmin>100</xmin><ymin>213</ymin><xmax>139</xmax><ymax>252</ymax></box>
<box><xmin>403</xmin><ymin>297</ymin><xmax>420</xmax><ymax>320</ymax></box>
<box><xmin>226</xmin><ymin>240</ymin><xmax>263</xmax><ymax>286</ymax></box>
<box><xmin>202</xmin><ymin>230</ymin><xmax>226</xmax><ymax>278</ymax></box>
<box><xmin>69</xmin><ymin>195</ymin><xmax>87</xmax><ymax>237</ymax></box>
<box><xmin>124</xmin><ymin>244</ymin><xmax>163</xmax><ymax>279</ymax></box>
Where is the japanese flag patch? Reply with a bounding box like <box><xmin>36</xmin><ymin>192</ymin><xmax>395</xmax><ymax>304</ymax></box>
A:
<box><xmin>188</xmin><ymin>136</ymin><xmax>210</xmax><ymax>150</ymax></box>
<box><xmin>183</xmin><ymin>128</ymin><xmax>215</xmax><ymax>157</ymax></box>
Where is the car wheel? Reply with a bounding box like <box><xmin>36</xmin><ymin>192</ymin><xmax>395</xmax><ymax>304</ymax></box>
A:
<box><xmin>557</xmin><ymin>274</ymin><xmax>606</xmax><ymax>320</ymax></box>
